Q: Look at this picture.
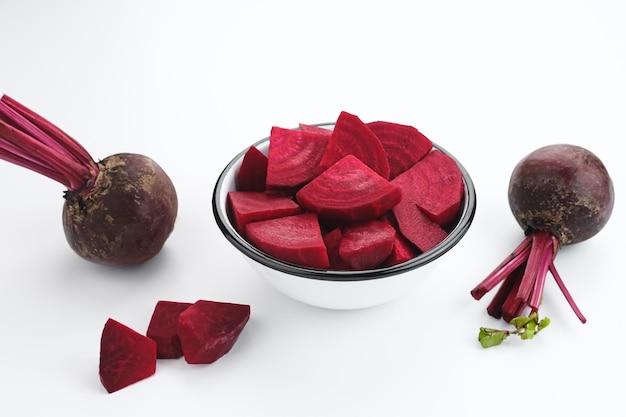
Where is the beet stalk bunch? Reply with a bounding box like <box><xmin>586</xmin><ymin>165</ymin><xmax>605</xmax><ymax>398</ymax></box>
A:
<box><xmin>471</xmin><ymin>144</ymin><xmax>614</xmax><ymax>347</ymax></box>
<box><xmin>0</xmin><ymin>94</ymin><xmax>178</xmax><ymax>266</ymax></box>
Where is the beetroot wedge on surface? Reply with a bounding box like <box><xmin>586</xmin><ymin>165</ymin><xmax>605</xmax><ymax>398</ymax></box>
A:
<box><xmin>296</xmin><ymin>155</ymin><xmax>401</xmax><ymax>224</ymax></box>
<box><xmin>146</xmin><ymin>301</ymin><xmax>193</xmax><ymax>359</ymax></box>
<box><xmin>367</xmin><ymin>120</ymin><xmax>433</xmax><ymax>180</ymax></box>
<box><xmin>227</xmin><ymin>191</ymin><xmax>302</xmax><ymax>236</ymax></box>
<box><xmin>246</xmin><ymin>212</ymin><xmax>330</xmax><ymax>269</ymax></box>
<box><xmin>338</xmin><ymin>220</ymin><xmax>396</xmax><ymax>270</ymax></box>
<box><xmin>236</xmin><ymin>146</ymin><xmax>268</xmax><ymax>192</ymax></box>
<box><xmin>319</xmin><ymin>111</ymin><xmax>390</xmax><ymax>179</ymax></box>
<box><xmin>266</xmin><ymin>126</ymin><xmax>330</xmax><ymax>189</ymax></box>
<box><xmin>177</xmin><ymin>300</ymin><xmax>251</xmax><ymax>365</ymax></box>
<box><xmin>99</xmin><ymin>318</ymin><xmax>157</xmax><ymax>393</ymax></box>
<box><xmin>393</xmin><ymin>149</ymin><xmax>464</xmax><ymax>226</ymax></box>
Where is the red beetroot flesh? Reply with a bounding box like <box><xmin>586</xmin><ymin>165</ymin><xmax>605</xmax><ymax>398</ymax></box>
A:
<box><xmin>246</xmin><ymin>213</ymin><xmax>330</xmax><ymax>269</ymax></box>
<box><xmin>298</xmin><ymin>123</ymin><xmax>333</xmax><ymax>136</ymax></box>
<box><xmin>177</xmin><ymin>300</ymin><xmax>251</xmax><ymax>365</ymax></box>
<box><xmin>227</xmin><ymin>191</ymin><xmax>302</xmax><ymax>237</ymax></box>
<box><xmin>266</xmin><ymin>126</ymin><xmax>330</xmax><ymax>189</ymax></box>
<box><xmin>236</xmin><ymin>146</ymin><xmax>268</xmax><ymax>192</ymax></box>
<box><xmin>323</xmin><ymin>228</ymin><xmax>352</xmax><ymax>270</ymax></box>
<box><xmin>367</xmin><ymin>120</ymin><xmax>433</xmax><ymax>180</ymax></box>
<box><xmin>338</xmin><ymin>220</ymin><xmax>396</xmax><ymax>270</ymax></box>
<box><xmin>296</xmin><ymin>155</ymin><xmax>401</xmax><ymax>224</ymax></box>
<box><xmin>393</xmin><ymin>149</ymin><xmax>465</xmax><ymax>226</ymax></box>
<box><xmin>99</xmin><ymin>318</ymin><xmax>157</xmax><ymax>393</ymax></box>
<box><xmin>146</xmin><ymin>301</ymin><xmax>193</xmax><ymax>359</ymax></box>
<box><xmin>319</xmin><ymin>111</ymin><xmax>390</xmax><ymax>179</ymax></box>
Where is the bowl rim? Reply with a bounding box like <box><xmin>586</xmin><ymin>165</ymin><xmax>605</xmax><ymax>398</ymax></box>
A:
<box><xmin>212</xmin><ymin>122</ymin><xmax>477</xmax><ymax>282</ymax></box>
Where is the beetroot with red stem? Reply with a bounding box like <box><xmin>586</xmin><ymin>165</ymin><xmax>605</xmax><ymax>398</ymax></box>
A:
<box><xmin>0</xmin><ymin>95</ymin><xmax>178</xmax><ymax>266</ymax></box>
<box><xmin>472</xmin><ymin>144</ymin><xmax>614</xmax><ymax>347</ymax></box>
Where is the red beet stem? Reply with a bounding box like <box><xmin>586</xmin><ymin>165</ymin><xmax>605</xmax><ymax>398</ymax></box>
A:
<box><xmin>0</xmin><ymin>95</ymin><xmax>98</xmax><ymax>191</ymax></box>
<box><xmin>470</xmin><ymin>235</ymin><xmax>533</xmax><ymax>300</ymax></box>
<box><xmin>516</xmin><ymin>231</ymin><xmax>555</xmax><ymax>306</ymax></box>
<box><xmin>549</xmin><ymin>262</ymin><xmax>587</xmax><ymax>323</ymax></box>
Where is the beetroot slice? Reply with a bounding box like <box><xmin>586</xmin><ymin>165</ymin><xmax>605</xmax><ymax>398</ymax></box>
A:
<box><xmin>177</xmin><ymin>300</ymin><xmax>251</xmax><ymax>365</ymax></box>
<box><xmin>99</xmin><ymin>318</ymin><xmax>157</xmax><ymax>393</ymax></box>
<box><xmin>246</xmin><ymin>212</ymin><xmax>330</xmax><ymax>269</ymax></box>
<box><xmin>146</xmin><ymin>301</ymin><xmax>193</xmax><ymax>359</ymax></box>
<box><xmin>295</xmin><ymin>155</ymin><xmax>401</xmax><ymax>223</ymax></box>
<box><xmin>319</xmin><ymin>111</ymin><xmax>390</xmax><ymax>179</ymax></box>
<box><xmin>323</xmin><ymin>228</ymin><xmax>352</xmax><ymax>270</ymax></box>
<box><xmin>266</xmin><ymin>126</ymin><xmax>330</xmax><ymax>189</ymax></box>
<box><xmin>367</xmin><ymin>120</ymin><xmax>433</xmax><ymax>180</ymax></box>
<box><xmin>227</xmin><ymin>191</ymin><xmax>302</xmax><ymax>236</ymax></box>
<box><xmin>338</xmin><ymin>220</ymin><xmax>396</xmax><ymax>270</ymax></box>
<box><xmin>392</xmin><ymin>199</ymin><xmax>448</xmax><ymax>252</ymax></box>
<box><xmin>393</xmin><ymin>150</ymin><xmax>464</xmax><ymax>226</ymax></box>
<box><xmin>236</xmin><ymin>146</ymin><xmax>268</xmax><ymax>192</ymax></box>
<box><xmin>379</xmin><ymin>216</ymin><xmax>421</xmax><ymax>266</ymax></box>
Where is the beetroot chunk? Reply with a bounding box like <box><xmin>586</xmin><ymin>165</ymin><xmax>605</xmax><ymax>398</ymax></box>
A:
<box><xmin>236</xmin><ymin>146</ymin><xmax>268</xmax><ymax>192</ymax></box>
<box><xmin>339</xmin><ymin>220</ymin><xmax>396</xmax><ymax>270</ymax></box>
<box><xmin>177</xmin><ymin>300</ymin><xmax>251</xmax><ymax>365</ymax></box>
<box><xmin>99</xmin><ymin>318</ymin><xmax>157</xmax><ymax>393</ymax></box>
<box><xmin>295</xmin><ymin>155</ymin><xmax>401</xmax><ymax>223</ymax></box>
<box><xmin>227</xmin><ymin>191</ymin><xmax>302</xmax><ymax>236</ymax></box>
<box><xmin>323</xmin><ymin>228</ymin><xmax>352</xmax><ymax>270</ymax></box>
<box><xmin>246</xmin><ymin>213</ymin><xmax>331</xmax><ymax>269</ymax></box>
<box><xmin>392</xmin><ymin>149</ymin><xmax>464</xmax><ymax>226</ymax></box>
<box><xmin>265</xmin><ymin>126</ymin><xmax>330</xmax><ymax>189</ymax></box>
<box><xmin>392</xmin><ymin>199</ymin><xmax>449</xmax><ymax>252</ymax></box>
<box><xmin>319</xmin><ymin>111</ymin><xmax>390</xmax><ymax>179</ymax></box>
<box><xmin>146</xmin><ymin>301</ymin><xmax>193</xmax><ymax>359</ymax></box>
<box><xmin>367</xmin><ymin>120</ymin><xmax>433</xmax><ymax>180</ymax></box>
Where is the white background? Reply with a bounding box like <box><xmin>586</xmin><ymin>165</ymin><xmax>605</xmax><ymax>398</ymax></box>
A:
<box><xmin>0</xmin><ymin>1</ymin><xmax>624</xmax><ymax>416</ymax></box>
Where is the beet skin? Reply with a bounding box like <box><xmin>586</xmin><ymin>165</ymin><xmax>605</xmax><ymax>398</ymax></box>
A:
<box><xmin>62</xmin><ymin>153</ymin><xmax>178</xmax><ymax>266</ymax></box>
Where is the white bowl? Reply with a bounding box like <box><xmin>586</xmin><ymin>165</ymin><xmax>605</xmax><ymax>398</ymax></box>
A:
<box><xmin>212</xmin><ymin>124</ymin><xmax>477</xmax><ymax>310</ymax></box>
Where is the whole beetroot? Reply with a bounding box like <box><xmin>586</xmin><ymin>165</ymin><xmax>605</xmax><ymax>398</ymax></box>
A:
<box><xmin>0</xmin><ymin>95</ymin><xmax>177</xmax><ymax>267</ymax></box>
<box><xmin>471</xmin><ymin>144</ymin><xmax>614</xmax><ymax>348</ymax></box>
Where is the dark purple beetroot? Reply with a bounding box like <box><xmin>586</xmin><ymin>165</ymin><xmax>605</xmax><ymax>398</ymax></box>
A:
<box><xmin>296</xmin><ymin>155</ymin><xmax>401</xmax><ymax>224</ymax></box>
<box><xmin>177</xmin><ymin>300</ymin><xmax>251</xmax><ymax>365</ymax></box>
<box><xmin>508</xmin><ymin>144</ymin><xmax>614</xmax><ymax>245</ymax></box>
<box><xmin>62</xmin><ymin>153</ymin><xmax>178</xmax><ymax>266</ymax></box>
<box><xmin>472</xmin><ymin>144</ymin><xmax>614</xmax><ymax>347</ymax></box>
<box><xmin>0</xmin><ymin>94</ymin><xmax>178</xmax><ymax>267</ymax></box>
<box><xmin>99</xmin><ymin>318</ymin><xmax>157</xmax><ymax>393</ymax></box>
<box><xmin>236</xmin><ymin>146</ymin><xmax>268</xmax><ymax>192</ymax></box>
<box><xmin>246</xmin><ymin>213</ymin><xmax>330</xmax><ymax>269</ymax></box>
<box><xmin>146</xmin><ymin>301</ymin><xmax>193</xmax><ymax>359</ymax></box>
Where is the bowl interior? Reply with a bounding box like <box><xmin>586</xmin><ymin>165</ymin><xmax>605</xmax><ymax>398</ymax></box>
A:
<box><xmin>212</xmin><ymin>125</ymin><xmax>476</xmax><ymax>282</ymax></box>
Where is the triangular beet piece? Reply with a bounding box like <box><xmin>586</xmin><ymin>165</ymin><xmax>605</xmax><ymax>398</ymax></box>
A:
<box><xmin>266</xmin><ymin>126</ymin><xmax>330</xmax><ymax>189</ymax></box>
<box><xmin>99</xmin><ymin>318</ymin><xmax>157</xmax><ymax>393</ymax></box>
<box><xmin>146</xmin><ymin>301</ymin><xmax>193</xmax><ymax>359</ymax></box>
<box><xmin>367</xmin><ymin>120</ymin><xmax>433</xmax><ymax>180</ymax></box>
<box><xmin>177</xmin><ymin>300</ymin><xmax>251</xmax><ymax>365</ymax></box>
<box><xmin>393</xmin><ymin>150</ymin><xmax>464</xmax><ymax>226</ymax></box>
<box><xmin>246</xmin><ymin>212</ymin><xmax>330</xmax><ymax>269</ymax></box>
<box><xmin>295</xmin><ymin>155</ymin><xmax>401</xmax><ymax>223</ymax></box>
<box><xmin>338</xmin><ymin>220</ymin><xmax>396</xmax><ymax>270</ymax></box>
<box><xmin>236</xmin><ymin>146</ymin><xmax>268</xmax><ymax>192</ymax></box>
<box><xmin>227</xmin><ymin>191</ymin><xmax>302</xmax><ymax>236</ymax></box>
<box><xmin>319</xmin><ymin>111</ymin><xmax>390</xmax><ymax>179</ymax></box>
<box><xmin>392</xmin><ymin>198</ymin><xmax>449</xmax><ymax>252</ymax></box>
